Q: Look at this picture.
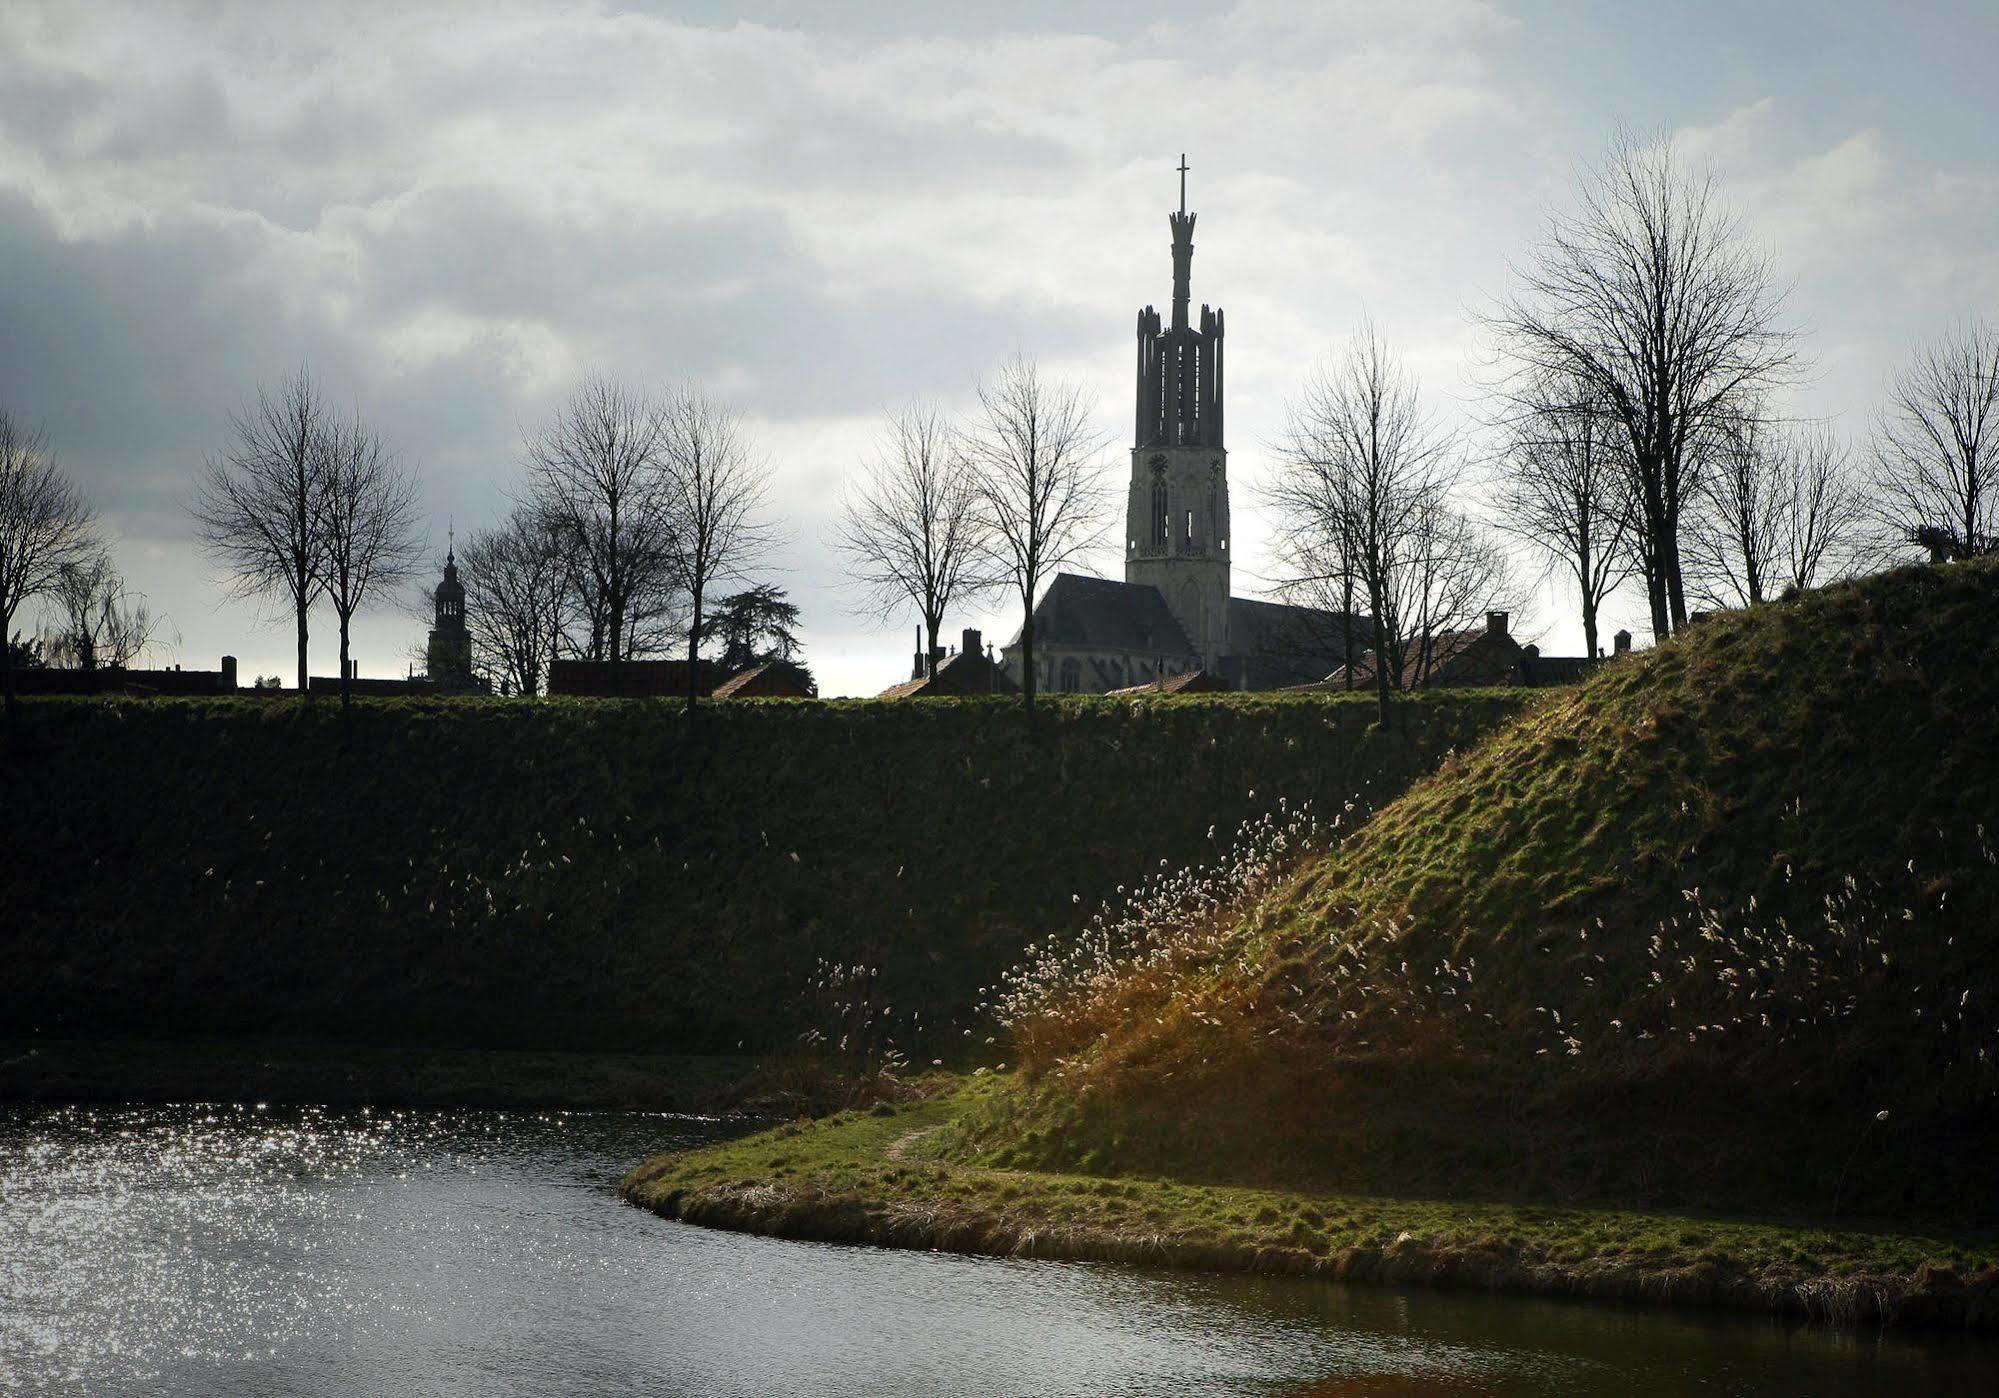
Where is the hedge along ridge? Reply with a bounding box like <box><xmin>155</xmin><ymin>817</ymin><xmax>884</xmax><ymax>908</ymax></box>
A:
<box><xmin>1</xmin><ymin>690</ymin><xmax>1530</xmax><ymax>1052</ymax></box>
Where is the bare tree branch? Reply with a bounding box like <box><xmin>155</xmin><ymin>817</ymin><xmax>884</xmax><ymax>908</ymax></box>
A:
<box><xmin>832</xmin><ymin>402</ymin><xmax>993</xmax><ymax>677</ymax></box>
<box><xmin>0</xmin><ymin>407</ymin><xmax>100</xmax><ymax>714</ymax></box>
<box><xmin>1483</xmin><ymin>129</ymin><xmax>1798</xmax><ymax>640</ymax></box>
<box><xmin>460</xmin><ymin>504</ymin><xmax>571</xmax><ymax>696</ymax></box>
<box><xmin>1873</xmin><ymin>318</ymin><xmax>1999</xmax><ymax>561</ymax></box>
<box><xmin>189</xmin><ymin>367</ymin><xmax>332</xmax><ymax>695</ymax></box>
<box><xmin>1488</xmin><ymin>370</ymin><xmax>1636</xmax><ymax>659</ymax></box>
<box><xmin>41</xmin><ymin>554</ymin><xmax>164</xmax><ymax>671</ymax></box>
<box><xmin>523</xmin><ymin>372</ymin><xmax>679</xmax><ymax>668</ymax></box>
<box><xmin>660</xmin><ymin>386</ymin><xmax>776</xmax><ymax>713</ymax></box>
<box><xmin>320</xmin><ymin>412</ymin><xmax>427</xmax><ymax>710</ymax></box>
<box><xmin>1269</xmin><ymin>325</ymin><xmax>1490</xmax><ymax>719</ymax></box>
<box><xmin>962</xmin><ymin>356</ymin><xmax>1110</xmax><ymax>711</ymax></box>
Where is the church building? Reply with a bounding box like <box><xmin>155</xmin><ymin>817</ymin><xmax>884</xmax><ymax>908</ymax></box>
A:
<box><xmin>421</xmin><ymin>545</ymin><xmax>491</xmax><ymax>695</ymax></box>
<box><xmin>1001</xmin><ymin>163</ymin><xmax>1365</xmax><ymax>694</ymax></box>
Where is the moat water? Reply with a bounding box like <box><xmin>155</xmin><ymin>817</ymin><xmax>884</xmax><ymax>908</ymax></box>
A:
<box><xmin>2</xmin><ymin>1103</ymin><xmax>1994</xmax><ymax>1396</ymax></box>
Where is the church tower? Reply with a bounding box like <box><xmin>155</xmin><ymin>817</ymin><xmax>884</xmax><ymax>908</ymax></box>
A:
<box><xmin>1125</xmin><ymin>155</ymin><xmax>1230</xmax><ymax>670</ymax></box>
<box><xmin>424</xmin><ymin>541</ymin><xmax>476</xmax><ymax>690</ymax></box>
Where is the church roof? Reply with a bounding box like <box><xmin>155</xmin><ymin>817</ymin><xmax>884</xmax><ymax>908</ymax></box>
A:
<box><xmin>1226</xmin><ymin>596</ymin><xmax>1371</xmax><ymax>691</ymax></box>
<box><xmin>1012</xmin><ymin>574</ymin><xmax>1194</xmax><ymax>655</ymax></box>
<box><xmin>1106</xmin><ymin>668</ymin><xmax>1229</xmax><ymax>696</ymax></box>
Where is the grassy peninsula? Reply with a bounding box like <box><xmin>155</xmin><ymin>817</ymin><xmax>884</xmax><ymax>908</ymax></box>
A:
<box><xmin>621</xmin><ymin>1079</ymin><xmax>1999</xmax><ymax>1330</ymax></box>
<box><xmin>627</xmin><ymin>560</ymin><xmax>1999</xmax><ymax>1327</ymax></box>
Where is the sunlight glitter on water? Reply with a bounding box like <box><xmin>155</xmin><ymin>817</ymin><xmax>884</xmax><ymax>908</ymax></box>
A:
<box><xmin>2</xmin><ymin>1103</ymin><xmax>1995</xmax><ymax>1397</ymax></box>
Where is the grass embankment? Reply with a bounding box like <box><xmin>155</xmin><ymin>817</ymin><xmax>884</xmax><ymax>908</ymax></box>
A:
<box><xmin>0</xmin><ymin>690</ymin><xmax>1523</xmax><ymax>1055</ymax></box>
<box><xmin>964</xmin><ymin>561</ymin><xmax>1999</xmax><ymax>1224</ymax></box>
<box><xmin>621</xmin><ymin>1078</ymin><xmax>1999</xmax><ymax>1330</ymax></box>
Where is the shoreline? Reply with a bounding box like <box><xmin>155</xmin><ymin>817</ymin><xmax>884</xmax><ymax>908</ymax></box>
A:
<box><xmin>620</xmin><ymin>1081</ymin><xmax>1999</xmax><ymax>1333</ymax></box>
<box><xmin>0</xmin><ymin>1038</ymin><xmax>764</xmax><ymax>1113</ymax></box>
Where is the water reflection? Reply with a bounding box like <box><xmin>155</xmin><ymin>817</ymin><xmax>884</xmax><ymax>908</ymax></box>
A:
<box><xmin>0</xmin><ymin>1103</ymin><xmax>1991</xmax><ymax>1396</ymax></box>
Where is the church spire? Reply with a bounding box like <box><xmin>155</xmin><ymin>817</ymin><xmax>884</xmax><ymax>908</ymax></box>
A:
<box><xmin>1135</xmin><ymin>154</ymin><xmax>1223</xmax><ymax>450</ymax></box>
<box><xmin>1169</xmin><ymin>153</ymin><xmax>1194</xmax><ymax>331</ymax></box>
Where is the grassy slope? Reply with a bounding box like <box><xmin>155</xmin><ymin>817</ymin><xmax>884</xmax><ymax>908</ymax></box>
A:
<box><xmin>949</xmin><ymin>562</ymin><xmax>1999</xmax><ymax>1221</ymax></box>
<box><xmin>620</xmin><ymin>1079</ymin><xmax>1999</xmax><ymax>1331</ymax></box>
<box><xmin>0</xmin><ymin>690</ymin><xmax>1525</xmax><ymax>1054</ymax></box>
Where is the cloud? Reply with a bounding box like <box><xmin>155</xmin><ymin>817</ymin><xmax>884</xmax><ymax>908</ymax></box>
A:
<box><xmin>2</xmin><ymin>1</ymin><xmax>1990</xmax><ymax>688</ymax></box>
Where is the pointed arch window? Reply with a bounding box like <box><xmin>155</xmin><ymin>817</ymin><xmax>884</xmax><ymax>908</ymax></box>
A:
<box><xmin>1149</xmin><ymin>458</ymin><xmax>1169</xmax><ymax>547</ymax></box>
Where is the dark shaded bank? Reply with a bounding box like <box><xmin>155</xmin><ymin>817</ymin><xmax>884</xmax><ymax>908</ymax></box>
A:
<box><xmin>620</xmin><ymin>1082</ymin><xmax>1999</xmax><ymax>1334</ymax></box>
<box><xmin>0</xmin><ymin>1039</ymin><xmax>760</xmax><ymax>1111</ymax></box>
<box><xmin>0</xmin><ymin>690</ymin><xmax>1525</xmax><ymax>1054</ymax></box>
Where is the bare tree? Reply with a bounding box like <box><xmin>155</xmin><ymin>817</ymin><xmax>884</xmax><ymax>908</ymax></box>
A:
<box><xmin>319</xmin><ymin>413</ymin><xmax>427</xmax><ymax>711</ymax></box>
<box><xmin>1264</xmin><ymin>440</ymin><xmax>1363</xmax><ymax>691</ymax></box>
<box><xmin>190</xmin><ymin>369</ymin><xmax>331</xmax><ymax>696</ymax></box>
<box><xmin>962</xmin><ymin>356</ymin><xmax>1109</xmax><ymax>712</ymax></box>
<box><xmin>1485</xmin><ymin>130</ymin><xmax>1797</xmax><ymax>641</ymax></box>
<box><xmin>1874</xmin><ymin>319</ymin><xmax>1999</xmax><ymax>561</ymax></box>
<box><xmin>460</xmin><ymin>504</ymin><xmax>571</xmax><ymax>696</ymax></box>
<box><xmin>1490</xmin><ymin>372</ymin><xmax>1635</xmax><ymax>659</ymax></box>
<box><xmin>1778</xmin><ymin>427</ymin><xmax>1865</xmax><ymax>591</ymax></box>
<box><xmin>660</xmin><ymin>387</ymin><xmax>775</xmax><ymax>713</ymax></box>
<box><xmin>1687</xmin><ymin>418</ymin><xmax>1866</xmax><ymax>607</ymax></box>
<box><xmin>0</xmin><ymin>409</ymin><xmax>100</xmax><ymax>714</ymax></box>
<box><xmin>1271</xmin><ymin>326</ymin><xmax>1460</xmax><ymax>722</ymax></box>
<box><xmin>524</xmin><ymin>373</ymin><xmax>678</xmax><ymax>670</ymax></box>
<box><xmin>1683</xmin><ymin>416</ymin><xmax>1784</xmax><ymax>609</ymax></box>
<box><xmin>1392</xmin><ymin>493</ymin><xmax>1521</xmax><ymax>689</ymax></box>
<box><xmin>42</xmin><ymin>554</ymin><xmax>163</xmax><ymax>671</ymax></box>
<box><xmin>832</xmin><ymin>403</ymin><xmax>991</xmax><ymax>678</ymax></box>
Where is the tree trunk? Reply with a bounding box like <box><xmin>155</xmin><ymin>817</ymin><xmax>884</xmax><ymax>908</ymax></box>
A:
<box><xmin>295</xmin><ymin>603</ymin><xmax>310</xmax><ymax>702</ymax></box>
<box><xmin>1341</xmin><ymin>575</ymin><xmax>1355</xmax><ymax>691</ymax></box>
<box><xmin>1</xmin><ymin>622</ymin><xmax>14</xmax><ymax>725</ymax></box>
<box><xmin>1664</xmin><ymin>526</ymin><xmax>1689</xmax><ymax>629</ymax></box>
<box><xmin>338</xmin><ymin>611</ymin><xmax>352</xmax><ymax>714</ymax></box>
<box><xmin>925</xmin><ymin>614</ymin><xmax>941</xmax><ymax>680</ymax></box>
<box><xmin>1581</xmin><ymin>591</ymin><xmax>1600</xmax><ymax>663</ymax></box>
<box><xmin>1020</xmin><ymin>608</ymin><xmax>1036</xmax><ymax>713</ymax></box>
<box><xmin>1373</xmin><ymin>635</ymin><xmax>1391</xmax><ymax>726</ymax></box>
<box><xmin>1643</xmin><ymin>526</ymin><xmax>1670</xmax><ymax>643</ymax></box>
<box><xmin>686</xmin><ymin>584</ymin><xmax>703</xmax><ymax>716</ymax></box>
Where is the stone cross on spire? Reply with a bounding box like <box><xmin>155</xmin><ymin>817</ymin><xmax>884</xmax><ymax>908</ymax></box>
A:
<box><xmin>1178</xmin><ymin>152</ymin><xmax>1189</xmax><ymax>215</ymax></box>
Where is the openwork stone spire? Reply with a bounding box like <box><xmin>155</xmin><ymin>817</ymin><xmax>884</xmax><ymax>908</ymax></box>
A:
<box><xmin>1135</xmin><ymin>154</ymin><xmax>1224</xmax><ymax>449</ymax></box>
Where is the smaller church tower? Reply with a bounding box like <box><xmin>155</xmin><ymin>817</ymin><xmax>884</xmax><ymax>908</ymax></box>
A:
<box><xmin>1126</xmin><ymin>155</ymin><xmax>1230</xmax><ymax>671</ymax></box>
<box><xmin>424</xmin><ymin>541</ymin><xmax>478</xmax><ymax>692</ymax></box>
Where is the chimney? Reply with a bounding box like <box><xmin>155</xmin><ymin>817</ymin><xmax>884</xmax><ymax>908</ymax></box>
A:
<box><xmin>961</xmin><ymin>627</ymin><xmax>981</xmax><ymax>658</ymax></box>
<box><xmin>220</xmin><ymin>655</ymin><xmax>238</xmax><ymax>691</ymax></box>
<box><xmin>1486</xmin><ymin>611</ymin><xmax>1508</xmax><ymax>637</ymax></box>
<box><xmin>1614</xmin><ymin>629</ymin><xmax>1632</xmax><ymax>655</ymax></box>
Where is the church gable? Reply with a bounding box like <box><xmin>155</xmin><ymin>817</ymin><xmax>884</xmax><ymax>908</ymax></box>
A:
<box><xmin>1019</xmin><ymin>573</ymin><xmax>1194</xmax><ymax>656</ymax></box>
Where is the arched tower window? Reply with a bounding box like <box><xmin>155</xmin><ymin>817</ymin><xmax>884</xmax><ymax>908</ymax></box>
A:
<box><xmin>1149</xmin><ymin>458</ymin><xmax>1168</xmax><ymax>546</ymax></box>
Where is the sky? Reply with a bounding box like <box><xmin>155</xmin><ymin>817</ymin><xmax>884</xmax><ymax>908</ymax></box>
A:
<box><xmin>3</xmin><ymin>0</ymin><xmax>1996</xmax><ymax>695</ymax></box>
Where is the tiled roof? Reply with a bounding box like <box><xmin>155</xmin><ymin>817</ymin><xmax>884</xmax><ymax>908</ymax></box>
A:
<box><xmin>712</xmin><ymin>661</ymin><xmax>816</xmax><ymax>699</ymax></box>
<box><xmin>878</xmin><ymin>647</ymin><xmax>1019</xmax><ymax>699</ymax></box>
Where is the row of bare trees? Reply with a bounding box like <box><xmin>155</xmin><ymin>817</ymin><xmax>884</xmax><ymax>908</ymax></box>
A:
<box><xmin>1314</xmin><ymin>129</ymin><xmax>1998</xmax><ymax>685</ymax></box>
<box><xmin>457</xmin><ymin>373</ymin><xmax>775</xmax><ymax>709</ymax></box>
<box><xmin>833</xmin><ymin>356</ymin><xmax>1108</xmax><ymax>710</ymax></box>
<box><xmin>190</xmin><ymin>369</ymin><xmax>426</xmax><ymax>710</ymax></box>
